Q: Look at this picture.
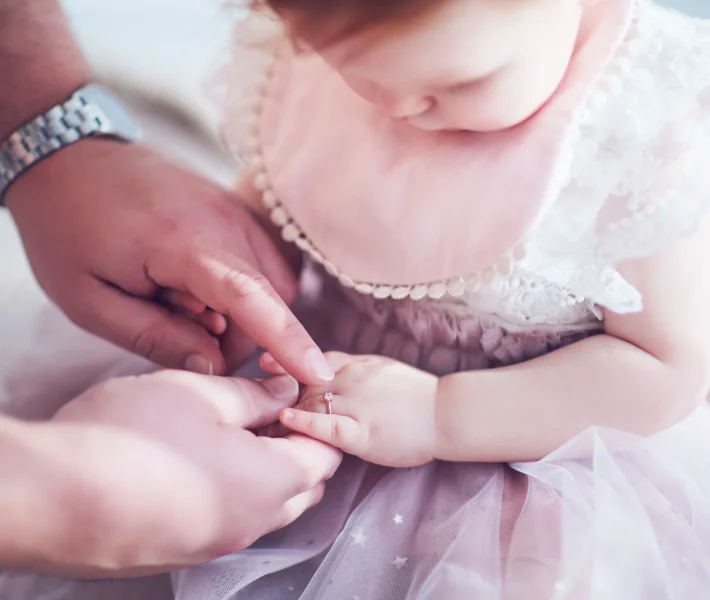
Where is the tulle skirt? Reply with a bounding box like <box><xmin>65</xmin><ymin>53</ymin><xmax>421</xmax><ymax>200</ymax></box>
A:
<box><xmin>5</xmin><ymin>405</ymin><xmax>709</xmax><ymax>600</ymax></box>
<box><xmin>174</xmin><ymin>405</ymin><xmax>710</xmax><ymax>600</ymax></box>
<box><xmin>3</xmin><ymin>304</ymin><xmax>710</xmax><ymax>599</ymax></box>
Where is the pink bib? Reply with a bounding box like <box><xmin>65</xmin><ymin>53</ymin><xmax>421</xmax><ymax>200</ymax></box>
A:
<box><xmin>250</xmin><ymin>0</ymin><xmax>634</xmax><ymax>292</ymax></box>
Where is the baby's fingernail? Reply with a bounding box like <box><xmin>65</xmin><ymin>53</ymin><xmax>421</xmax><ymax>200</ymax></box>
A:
<box><xmin>263</xmin><ymin>375</ymin><xmax>300</xmax><ymax>401</ymax></box>
<box><xmin>282</xmin><ymin>409</ymin><xmax>296</xmax><ymax>421</ymax></box>
<box><xmin>305</xmin><ymin>348</ymin><xmax>334</xmax><ymax>382</ymax></box>
<box><xmin>185</xmin><ymin>354</ymin><xmax>213</xmax><ymax>375</ymax></box>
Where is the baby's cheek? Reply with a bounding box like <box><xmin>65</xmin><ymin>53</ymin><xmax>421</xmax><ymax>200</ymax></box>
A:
<box><xmin>340</xmin><ymin>74</ymin><xmax>378</xmax><ymax>104</ymax></box>
<box><xmin>443</xmin><ymin>67</ymin><xmax>551</xmax><ymax>132</ymax></box>
<box><xmin>443</xmin><ymin>90</ymin><xmax>520</xmax><ymax>132</ymax></box>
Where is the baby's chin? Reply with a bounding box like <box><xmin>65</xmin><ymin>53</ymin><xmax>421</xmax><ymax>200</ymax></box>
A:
<box><xmin>407</xmin><ymin>122</ymin><xmax>467</xmax><ymax>133</ymax></box>
<box><xmin>404</xmin><ymin>117</ymin><xmax>465</xmax><ymax>133</ymax></box>
<box><xmin>406</xmin><ymin>107</ymin><xmax>541</xmax><ymax>134</ymax></box>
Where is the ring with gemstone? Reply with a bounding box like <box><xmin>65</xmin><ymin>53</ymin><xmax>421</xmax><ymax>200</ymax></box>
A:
<box><xmin>324</xmin><ymin>391</ymin><xmax>334</xmax><ymax>415</ymax></box>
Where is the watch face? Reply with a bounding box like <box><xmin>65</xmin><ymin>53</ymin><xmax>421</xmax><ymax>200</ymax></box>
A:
<box><xmin>80</xmin><ymin>84</ymin><xmax>142</xmax><ymax>142</ymax></box>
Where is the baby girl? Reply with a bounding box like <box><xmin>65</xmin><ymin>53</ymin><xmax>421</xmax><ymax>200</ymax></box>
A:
<box><xmin>174</xmin><ymin>0</ymin><xmax>710</xmax><ymax>598</ymax></box>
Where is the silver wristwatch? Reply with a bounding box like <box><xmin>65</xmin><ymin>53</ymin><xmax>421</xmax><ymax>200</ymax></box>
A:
<box><xmin>0</xmin><ymin>83</ymin><xmax>142</xmax><ymax>205</ymax></box>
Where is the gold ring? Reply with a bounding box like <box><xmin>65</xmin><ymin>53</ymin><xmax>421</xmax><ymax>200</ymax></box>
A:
<box><xmin>324</xmin><ymin>391</ymin><xmax>334</xmax><ymax>415</ymax></box>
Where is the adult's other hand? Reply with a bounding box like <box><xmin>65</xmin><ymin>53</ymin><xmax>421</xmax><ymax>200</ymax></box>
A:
<box><xmin>12</xmin><ymin>370</ymin><xmax>343</xmax><ymax>577</ymax></box>
<box><xmin>6</xmin><ymin>141</ymin><xmax>334</xmax><ymax>384</ymax></box>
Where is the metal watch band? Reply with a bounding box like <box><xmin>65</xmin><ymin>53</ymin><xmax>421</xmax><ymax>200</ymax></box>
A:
<box><xmin>0</xmin><ymin>88</ymin><xmax>109</xmax><ymax>205</ymax></box>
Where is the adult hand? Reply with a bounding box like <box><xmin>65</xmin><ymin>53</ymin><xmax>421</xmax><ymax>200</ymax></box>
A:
<box><xmin>37</xmin><ymin>370</ymin><xmax>342</xmax><ymax>577</ymax></box>
<box><xmin>5</xmin><ymin>140</ymin><xmax>334</xmax><ymax>384</ymax></box>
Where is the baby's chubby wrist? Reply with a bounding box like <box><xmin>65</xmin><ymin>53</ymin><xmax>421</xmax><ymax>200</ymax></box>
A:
<box><xmin>430</xmin><ymin>377</ymin><xmax>448</xmax><ymax>462</ymax></box>
<box><xmin>430</xmin><ymin>374</ymin><xmax>474</xmax><ymax>463</ymax></box>
<box><xmin>427</xmin><ymin>374</ymin><xmax>453</xmax><ymax>464</ymax></box>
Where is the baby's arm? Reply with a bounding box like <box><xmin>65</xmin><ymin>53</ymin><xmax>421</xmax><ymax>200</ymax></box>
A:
<box><xmin>434</xmin><ymin>216</ymin><xmax>710</xmax><ymax>463</ymax></box>
<box><xmin>273</xmin><ymin>219</ymin><xmax>710</xmax><ymax>467</ymax></box>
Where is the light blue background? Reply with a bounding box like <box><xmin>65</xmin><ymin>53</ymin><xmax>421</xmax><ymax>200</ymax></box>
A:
<box><xmin>661</xmin><ymin>0</ymin><xmax>710</xmax><ymax>16</ymax></box>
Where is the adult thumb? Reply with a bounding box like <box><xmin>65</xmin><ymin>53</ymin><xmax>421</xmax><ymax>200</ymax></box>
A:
<box><xmin>217</xmin><ymin>375</ymin><xmax>301</xmax><ymax>429</ymax></box>
<box><xmin>72</xmin><ymin>279</ymin><xmax>226</xmax><ymax>374</ymax></box>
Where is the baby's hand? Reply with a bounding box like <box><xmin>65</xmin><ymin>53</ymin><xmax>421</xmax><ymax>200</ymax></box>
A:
<box><xmin>260</xmin><ymin>352</ymin><xmax>439</xmax><ymax>468</ymax></box>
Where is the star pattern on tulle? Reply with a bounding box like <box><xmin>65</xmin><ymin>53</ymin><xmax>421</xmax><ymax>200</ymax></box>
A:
<box><xmin>352</xmin><ymin>529</ymin><xmax>368</xmax><ymax>546</ymax></box>
<box><xmin>393</xmin><ymin>513</ymin><xmax>404</xmax><ymax>525</ymax></box>
<box><xmin>393</xmin><ymin>556</ymin><xmax>409</xmax><ymax>569</ymax></box>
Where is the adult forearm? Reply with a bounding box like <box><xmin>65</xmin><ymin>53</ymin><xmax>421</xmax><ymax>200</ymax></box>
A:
<box><xmin>0</xmin><ymin>0</ymin><xmax>90</xmax><ymax>137</ymax></box>
<box><xmin>434</xmin><ymin>334</ymin><xmax>704</xmax><ymax>463</ymax></box>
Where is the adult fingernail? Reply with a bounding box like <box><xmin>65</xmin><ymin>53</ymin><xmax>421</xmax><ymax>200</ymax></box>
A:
<box><xmin>185</xmin><ymin>354</ymin><xmax>213</xmax><ymax>375</ymax></box>
<box><xmin>305</xmin><ymin>348</ymin><xmax>334</xmax><ymax>382</ymax></box>
<box><xmin>282</xmin><ymin>409</ymin><xmax>296</xmax><ymax>421</ymax></box>
<box><xmin>263</xmin><ymin>375</ymin><xmax>300</xmax><ymax>401</ymax></box>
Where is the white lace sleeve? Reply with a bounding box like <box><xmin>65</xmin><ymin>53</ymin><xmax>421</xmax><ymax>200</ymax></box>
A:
<box><xmin>207</xmin><ymin>9</ymin><xmax>284</xmax><ymax>167</ymax></box>
<box><xmin>594</xmin><ymin>105</ymin><xmax>710</xmax><ymax>266</ymax></box>
<box><xmin>526</xmin><ymin>1</ymin><xmax>710</xmax><ymax>315</ymax></box>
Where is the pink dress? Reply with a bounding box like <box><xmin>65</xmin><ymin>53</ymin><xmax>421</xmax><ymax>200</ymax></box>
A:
<box><xmin>172</xmin><ymin>1</ymin><xmax>710</xmax><ymax>599</ymax></box>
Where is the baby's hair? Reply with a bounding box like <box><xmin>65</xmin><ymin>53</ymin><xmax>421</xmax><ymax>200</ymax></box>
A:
<box><xmin>251</xmin><ymin>0</ymin><xmax>436</xmax><ymax>47</ymax></box>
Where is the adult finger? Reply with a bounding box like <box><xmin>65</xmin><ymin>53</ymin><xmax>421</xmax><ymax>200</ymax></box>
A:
<box><xmin>148</xmin><ymin>244</ymin><xmax>334</xmax><ymax>385</ymax></box>
<box><xmin>260</xmin><ymin>351</ymin><xmax>354</xmax><ymax>378</ymax></box>
<box><xmin>69</xmin><ymin>278</ymin><xmax>226</xmax><ymax>374</ymax></box>
<box><xmin>259</xmin><ymin>352</ymin><xmax>288</xmax><ymax>376</ymax></box>
<box><xmin>139</xmin><ymin>371</ymin><xmax>300</xmax><ymax>427</ymax></box>
<box><xmin>262</xmin><ymin>434</ymin><xmax>343</xmax><ymax>496</ymax></box>
<box><xmin>220</xmin><ymin>375</ymin><xmax>301</xmax><ymax>428</ymax></box>
<box><xmin>234</xmin><ymin>212</ymin><xmax>300</xmax><ymax>306</ymax></box>
<box><xmin>219</xmin><ymin>317</ymin><xmax>258</xmax><ymax>374</ymax></box>
<box><xmin>157</xmin><ymin>289</ymin><xmax>228</xmax><ymax>335</ymax></box>
<box><xmin>157</xmin><ymin>288</ymin><xmax>207</xmax><ymax>315</ymax></box>
<box><xmin>194</xmin><ymin>310</ymin><xmax>228</xmax><ymax>336</ymax></box>
<box><xmin>224</xmin><ymin>182</ymin><xmax>298</xmax><ymax>304</ymax></box>
<box><xmin>277</xmin><ymin>483</ymin><xmax>326</xmax><ymax>530</ymax></box>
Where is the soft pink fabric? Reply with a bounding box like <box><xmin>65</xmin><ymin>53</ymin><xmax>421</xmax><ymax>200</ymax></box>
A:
<box><xmin>260</xmin><ymin>0</ymin><xmax>634</xmax><ymax>285</ymax></box>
